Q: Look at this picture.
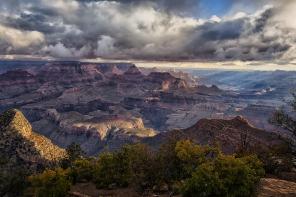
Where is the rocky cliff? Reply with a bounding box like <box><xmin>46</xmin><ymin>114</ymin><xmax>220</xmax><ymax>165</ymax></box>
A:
<box><xmin>0</xmin><ymin>109</ymin><xmax>66</xmax><ymax>170</ymax></box>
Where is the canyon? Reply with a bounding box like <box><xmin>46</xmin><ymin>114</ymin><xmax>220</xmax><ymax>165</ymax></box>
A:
<box><xmin>0</xmin><ymin>61</ymin><xmax>293</xmax><ymax>154</ymax></box>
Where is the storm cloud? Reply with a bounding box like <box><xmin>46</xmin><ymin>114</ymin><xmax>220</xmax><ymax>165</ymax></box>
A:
<box><xmin>0</xmin><ymin>0</ymin><xmax>295</xmax><ymax>61</ymax></box>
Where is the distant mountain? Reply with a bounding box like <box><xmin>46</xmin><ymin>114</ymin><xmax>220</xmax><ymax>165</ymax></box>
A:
<box><xmin>0</xmin><ymin>109</ymin><xmax>66</xmax><ymax>171</ymax></box>
<box><xmin>140</xmin><ymin>67</ymin><xmax>198</xmax><ymax>87</ymax></box>
<box><xmin>190</xmin><ymin>69</ymin><xmax>296</xmax><ymax>99</ymax></box>
<box><xmin>38</xmin><ymin>62</ymin><xmax>104</xmax><ymax>84</ymax></box>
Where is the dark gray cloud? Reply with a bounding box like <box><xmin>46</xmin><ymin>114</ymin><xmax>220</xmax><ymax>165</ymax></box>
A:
<box><xmin>0</xmin><ymin>0</ymin><xmax>295</xmax><ymax>61</ymax></box>
<box><xmin>4</xmin><ymin>12</ymin><xmax>65</xmax><ymax>34</ymax></box>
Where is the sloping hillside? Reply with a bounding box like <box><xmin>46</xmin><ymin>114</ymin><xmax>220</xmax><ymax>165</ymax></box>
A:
<box><xmin>145</xmin><ymin>116</ymin><xmax>284</xmax><ymax>153</ymax></box>
<box><xmin>0</xmin><ymin>109</ymin><xmax>66</xmax><ymax>168</ymax></box>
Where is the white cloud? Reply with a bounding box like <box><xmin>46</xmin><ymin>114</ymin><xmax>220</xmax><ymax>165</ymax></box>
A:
<box><xmin>95</xmin><ymin>35</ymin><xmax>117</xmax><ymax>57</ymax></box>
<box><xmin>0</xmin><ymin>24</ymin><xmax>44</xmax><ymax>49</ymax></box>
<box><xmin>0</xmin><ymin>0</ymin><xmax>295</xmax><ymax>63</ymax></box>
<box><xmin>44</xmin><ymin>42</ymin><xmax>91</xmax><ymax>58</ymax></box>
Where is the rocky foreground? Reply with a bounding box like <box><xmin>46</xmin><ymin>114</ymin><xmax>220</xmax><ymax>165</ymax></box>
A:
<box><xmin>257</xmin><ymin>178</ymin><xmax>296</xmax><ymax>197</ymax></box>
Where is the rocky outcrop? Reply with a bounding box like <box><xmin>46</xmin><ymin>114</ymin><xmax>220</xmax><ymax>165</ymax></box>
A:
<box><xmin>65</xmin><ymin>115</ymin><xmax>150</xmax><ymax>140</ymax></box>
<box><xmin>124</xmin><ymin>65</ymin><xmax>142</xmax><ymax>76</ymax></box>
<box><xmin>38</xmin><ymin>62</ymin><xmax>103</xmax><ymax>84</ymax></box>
<box><xmin>28</xmin><ymin>108</ymin><xmax>156</xmax><ymax>155</ymax></box>
<box><xmin>195</xmin><ymin>85</ymin><xmax>223</xmax><ymax>95</ymax></box>
<box><xmin>0</xmin><ymin>109</ymin><xmax>66</xmax><ymax>196</ymax></box>
<box><xmin>114</xmin><ymin>65</ymin><xmax>144</xmax><ymax>82</ymax></box>
<box><xmin>257</xmin><ymin>178</ymin><xmax>296</xmax><ymax>197</ymax></box>
<box><xmin>183</xmin><ymin>116</ymin><xmax>283</xmax><ymax>153</ymax></box>
<box><xmin>144</xmin><ymin>116</ymin><xmax>285</xmax><ymax>154</ymax></box>
<box><xmin>146</xmin><ymin>72</ymin><xmax>188</xmax><ymax>91</ymax></box>
<box><xmin>96</xmin><ymin>64</ymin><xmax>124</xmax><ymax>77</ymax></box>
<box><xmin>0</xmin><ymin>109</ymin><xmax>66</xmax><ymax>168</ymax></box>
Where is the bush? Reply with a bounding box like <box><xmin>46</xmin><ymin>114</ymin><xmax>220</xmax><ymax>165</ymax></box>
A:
<box><xmin>21</xmin><ymin>140</ymin><xmax>265</xmax><ymax>196</ymax></box>
<box><xmin>94</xmin><ymin>144</ymin><xmax>155</xmax><ymax>190</ymax></box>
<box><xmin>175</xmin><ymin>140</ymin><xmax>219</xmax><ymax>178</ymax></box>
<box><xmin>0</xmin><ymin>167</ymin><xmax>29</xmax><ymax>197</ymax></box>
<box><xmin>94</xmin><ymin>151</ymin><xmax>135</xmax><ymax>188</ymax></box>
<box><xmin>61</xmin><ymin>143</ymin><xmax>85</xmax><ymax>168</ymax></box>
<box><xmin>258</xmin><ymin>145</ymin><xmax>294</xmax><ymax>176</ymax></box>
<box><xmin>155</xmin><ymin>138</ymin><xmax>183</xmax><ymax>183</ymax></box>
<box><xmin>26</xmin><ymin>168</ymin><xmax>72</xmax><ymax>197</ymax></box>
<box><xmin>154</xmin><ymin>140</ymin><xmax>219</xmax><ymax>185</ymax></box>
<box><xmin>182</xmin><ymin>155</ymin><xmax>264</xmax><ymax>197</ymax></box>
<box><xmin>70</xmin><ymin>158</ymin><xmax>96</xmax><ymax>183</ymax></box>
<box><xmin>215</xmin><ymin>155</ymin><xmax>263</xmax><ymax>197</ymax></box>
<box><xmin>182</xmin><ymin>162</ymin><xmax>223</xmax><ymax>197</ymax></box>
<box><xmin>120</xmin><ymin>144</ymin><xmax>156</xmax><ymax>190</ymax></box>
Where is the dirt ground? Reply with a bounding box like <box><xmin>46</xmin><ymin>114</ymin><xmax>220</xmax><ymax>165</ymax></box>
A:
<box><xmin>69</xmin><ymin>183</ymin><xmax>180</xmax><ymax>197</ymax></box>
<box><xmin>256</xmin><ymin>178</ymin><xmax>296</xmax><ymax>197</ymax></box>
<box><xmin>69</xmin><ymin>178</ymin><xmax>296</xmax><ymax>197</ymax></box>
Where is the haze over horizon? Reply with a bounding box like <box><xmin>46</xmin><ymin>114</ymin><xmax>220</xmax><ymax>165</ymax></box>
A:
<box><xmin>0</xmin><ymin>0</ymin><xmax>296</xmax><ymax>70</ymax></box>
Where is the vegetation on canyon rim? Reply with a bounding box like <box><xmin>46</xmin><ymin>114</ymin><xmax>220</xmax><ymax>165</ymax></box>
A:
<box><xmin>22</xmin><ymin>140</ymin><xmax>265</xmax><ymax>197</ymax></box>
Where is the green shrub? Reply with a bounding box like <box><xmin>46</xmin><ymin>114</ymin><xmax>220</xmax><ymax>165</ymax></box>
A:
<box><xmin>120</xmin><ymin>144</ymin><xmax>156</xmax><ymax>190</ymax></box>
<box><xmin>70</xmin><ymin>158</ymin><xmax>96</xmax><ymax>183</ymax></box>
<box><xmin>21</xmin><ymin>140</ymin><xmax>265</xmax><ymax>196</ymax></box>
<box><xmin>258</xmin><ymin>145</ymin><xmax>294</xmax><ymax>176</ymax></box>
<box><xmin>175</xmin><ymin>140</ymin><xmax>219</xmax><ymax>177</ymax></box>
<box><xmin>61</xmin><ymin>143</ymin><xmax>85</xmax><ymax>168</ymax></box>
<box><xmin>215</xmin><ymin>155</ymin><xmax>262</xmax><ymax>197</ymax></box>
<box><xmin>155</xmin><ymin>140</ymin><xmax>219</xmax><ymax>185</ymax></box>
<box><xmin>155</xmin><ymin>138</ymin><xmax>183</xmax><ymax>183</ymax></box>
<box><xmin>182</xmin><ymin>155</ymin><xmax>264</xmax><ymax>197</ymax></box>
<box><xmin>0</xmin><ymin>167</ymin><xmax>29</xmax><ymax>197</ymax></box>
<box><xmin>182</xmin><ymin>162</ymin><xmax>223</xmax><ymax>197</ymax></box>
<box><xmin>94</xmin><ymin>152</ymin><xmax>130</xmax><ymax>188</ymax></box>
<box><xmin>94</xmin><ymin>144</ymin><xmax>155</xmax><ymax>189</ymax></box>
<box><xmin>26</xmin><ymin>168</ymin><xmax>72</xmax><ymax>197</ymax></box>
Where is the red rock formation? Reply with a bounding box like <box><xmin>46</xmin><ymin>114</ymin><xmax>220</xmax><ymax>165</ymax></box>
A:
<box><xmin>145</xmin><ymin>116</ymin><xmax>284</xmax><ymax>154</ymax></box>
<box><xmin>38</xmin><ymin>62</ymin><xmax>103</xmax><ymax>83</ymax></box>
<box><xmin>146</xmin><ymin>72</ymin><xmax>189</xmax><ymax>91</ymax></box>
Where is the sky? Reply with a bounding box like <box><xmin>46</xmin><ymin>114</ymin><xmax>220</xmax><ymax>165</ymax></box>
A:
<box><xmin>0</xmin><ymin>0</ymin><xmax>296</xmax><ymax>69</ymax></box>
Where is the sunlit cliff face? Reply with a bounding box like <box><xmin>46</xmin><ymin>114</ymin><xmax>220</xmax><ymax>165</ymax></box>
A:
<box><xmin>0</xmin><ymin>0</ymin><xmax>296</xmax><ymax>69</ymax></box>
